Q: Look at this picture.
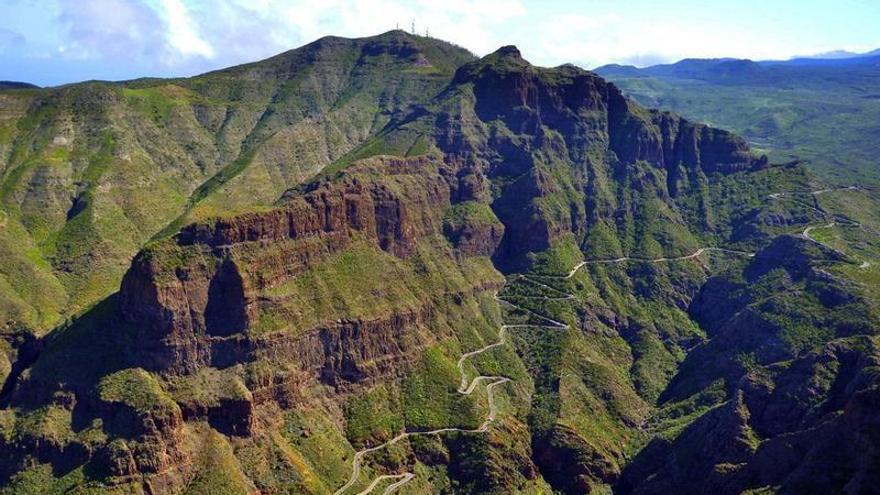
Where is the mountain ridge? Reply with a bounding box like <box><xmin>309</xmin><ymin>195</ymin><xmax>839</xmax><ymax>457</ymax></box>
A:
<box><xmin>0</xmin><ymin>30</ymin><xmax>474</xmax><ymax>334</ymax></box>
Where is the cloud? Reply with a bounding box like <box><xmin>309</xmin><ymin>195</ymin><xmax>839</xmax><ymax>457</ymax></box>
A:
<box><xmin>57</xmin><ymin>0</ymin><xmax>165</xmax><ymax>59</ymax></box>
<box><xmin>616</xmin><ymin>53</ymin><xmax>674</xmax><ymax>68</ymax></box>
<box><xmin>158</xmin><ymin>0</ymin><xmax>214</xmax><ymax>60</ymax></box>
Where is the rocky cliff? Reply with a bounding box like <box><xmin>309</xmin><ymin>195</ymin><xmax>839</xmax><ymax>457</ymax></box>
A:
<box><xmin>120</xmin><ymin>156</ymin><xmax>453</xmax><ymax>374</ymax></box>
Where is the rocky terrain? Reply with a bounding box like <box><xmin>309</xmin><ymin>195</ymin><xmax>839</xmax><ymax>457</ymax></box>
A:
<box><xmin>0</xmin><ymin>31</ymin><xmax>878</xmax><ymax>494</ymax></box>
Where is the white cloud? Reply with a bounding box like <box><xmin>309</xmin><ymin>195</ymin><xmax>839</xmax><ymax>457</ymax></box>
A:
<box><xmin>159</xmin><ymin>0</ymin><xmax>215</xmax><ymax>60</ymax></box>
<box><xmin>57</xmin><ymin>0</ymin><xmax>165</xmax><ymax>60</ymax></box>
<box><xmin>16</xmin><ymin>0</ymin><xmax>878</xmax><ymax>85</ymax></box>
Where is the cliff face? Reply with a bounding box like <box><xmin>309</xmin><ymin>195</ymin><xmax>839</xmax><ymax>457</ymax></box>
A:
<box><xmin>120</xmin><ymin>156</ymin><xmax>469</xmax><ymax>375</ymax></box>
<box><xmin>458</xmin><ymin>46</ymin><xmax>759</xmax><ymax>177</ymax></box>
<box><xmin>423</xmin><ymin>46</ymin><xmax>768</xmax><ymax>269</ymax></box>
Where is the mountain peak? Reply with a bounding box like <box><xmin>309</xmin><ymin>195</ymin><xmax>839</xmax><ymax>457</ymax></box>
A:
<box><xmin>493</xmin><ymin>45</ymin><xmax>522</xmax><ymax>59</ymax></box>
<box><xmin>453</xmin><ymin>44</ymin><xmax>532</xmax><ymax>82</ymax></box>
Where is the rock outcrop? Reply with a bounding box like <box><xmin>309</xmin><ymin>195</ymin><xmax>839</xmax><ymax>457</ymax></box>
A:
<box><xmin>120</xmin><ymin>156</ymin><xmax>453</xmax><ymax>375</ymax></box>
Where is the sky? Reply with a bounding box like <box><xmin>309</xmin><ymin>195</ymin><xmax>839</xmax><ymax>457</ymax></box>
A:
<box><xmin>1</xmin><ymin>0</ymin><xmax>879</xmax><ymax>86</ymax></box>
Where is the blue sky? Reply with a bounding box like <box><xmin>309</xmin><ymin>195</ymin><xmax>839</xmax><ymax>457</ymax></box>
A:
<box><xmin>2</xmin><ymin>0</ymin><xmax>879</xmax><ymax>86</ymax></box>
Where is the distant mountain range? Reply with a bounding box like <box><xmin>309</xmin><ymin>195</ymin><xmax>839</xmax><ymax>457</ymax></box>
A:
<box><xmin>595</xmin><ymin>49</ymin><xmax>880</xmax><ymax>82</ymax></box>
<box><xmin>790</xmin><ymin>47</ymin><xmax>880</xmax><ymax>60</ymax></box>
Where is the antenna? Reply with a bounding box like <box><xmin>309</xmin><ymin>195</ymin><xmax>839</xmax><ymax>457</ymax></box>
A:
<box><xmin>425</xmin><ymin>28</ymin><xmax>429</xmax><ymax>38</ymax></box>
<box><xmin>411</xmin><ymin>19</ymin><xmax>415</xmax><ymax>34</ymax></box>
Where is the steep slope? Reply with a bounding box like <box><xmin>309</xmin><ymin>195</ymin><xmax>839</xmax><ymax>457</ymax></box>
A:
<box><xmin>0</xmin><ymin>30</ymin><xmax>474</xmax><ymax>334</ymax></box>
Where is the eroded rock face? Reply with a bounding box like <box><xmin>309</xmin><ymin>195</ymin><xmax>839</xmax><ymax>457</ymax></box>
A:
<box><xmin>98</xmin><ymin>401</ymin><xmax>187</xmax><ymax>479</ymax></box>
<box><xmin>434</xmin><ymin>46</ymin><xmax>768</xmax><ymax>269</ymax></box>
<box><xmin>443</xmin><ymin>219</ymin><xmax>504</xmax><ymax>257</ymax></box>
<box><xmin>120</xmin><ymin>157</ymin><xmax>456</xmax><ymax>375</ymax></box>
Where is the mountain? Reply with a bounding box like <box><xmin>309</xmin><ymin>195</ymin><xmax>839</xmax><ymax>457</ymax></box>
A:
<box><xmin>786</xmin><ymin>47</ymin><xmax>880</xmax><ymax>61</ymax></box>
<box><xmin>0</xmin><ymin>83</ymin><xmax>38</xmax><ymax>91</ymax></box>
<box><xmin>0</xmin><ymin>33</ymin><xmax>879</xmax><ymax>494</ymax></box>
<box><xmin>595</xmin><ymin>53</ymin><xmax>880</xmax><ymax>186</ymax></box>
<box><xmin>0</xmin><ymin>30</ymin><xmax>475</xmax><ymax>335</ymax></box>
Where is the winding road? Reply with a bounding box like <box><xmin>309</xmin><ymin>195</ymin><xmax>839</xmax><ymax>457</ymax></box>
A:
<box><xmin>334</xmin><ymin>291</ymin><xmax>566</xmax><ymax>495</ymax></box>
<box><xmin>354</xmin><ymin>474</ymin><xmax>414</xmax><ymax>495</ymax></box>
<box><xmin>335</xmin><ymin>179</ymin><xmax>872</xmax><ymax>495</ymax></box>
<box><xmin>334</xmin><ymin>247</ymin><xmax>756</xmax><ymax>495</ymax></box>
<box><xmin>802</xmin><ymin>222</ymin><xmax>836</xmax><ymax>242</ymax></box>
<box><xmin>767</xmin><ymin>185</ymin><xmax>873</xmax><ymax>266</ymax></box>
<box><xmin>555</xmin><ymin>247</ymin><xmax>756</xmax><ymax>280</ymax></box>
<box><xmin>767</xmin><ymin>185</ymin><xmax>859</xmax><ymax>200</ymax></box>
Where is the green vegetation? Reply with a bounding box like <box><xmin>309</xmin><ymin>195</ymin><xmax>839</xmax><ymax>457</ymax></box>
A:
<box><xmin>597</xmin><ymin>60</ymin><xmax>880</xmax><ymax>186</ymax></box>
<box><xmin>279</xmin><ymin>408</ymin><xmax>355</xmax><ymax>490</ymax></box>
<box><xmin>98</xmin><ymin>368</ymin><xmax>177</xmax><ymax>413</ymax></box>
<box><xmin>13</xmin><ymin>405</ymin><xmax>74</xmax><ymax>445</ymax></box>
<box><xmin>403</xmin><ymin>346</ymin><xmax>483</xmax><ymax>429</ymax></box>
<box><xmin>1</xmin><ymin>464</ymin><xmax>88</xmax><ymax>495</ymax></box>
<box><xmin>166</xmin><ymin>367</ymin><xmax>251</xmax><ymax>408</ymax></box>
<box><xmin>344</xmin><ymin>385</ymin><xmax>404</xmax><ymax>447</ymax></box>
<box><xmin>443</xmin><ymin>201</ymin><xmax>499</xmax><ymax>230</ymax></box>
<box><xmin>254</xmin><ymin>234</ymin><xmax>501</xmax><ymax>336</ymax></box>
<box><xmin>184</xmin><ymin>426</ymin><xmax>251</xmax><ymax>495</ymax></box>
